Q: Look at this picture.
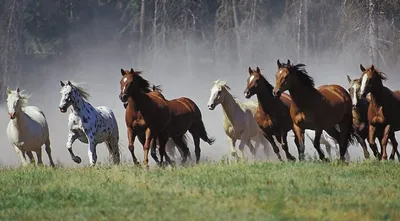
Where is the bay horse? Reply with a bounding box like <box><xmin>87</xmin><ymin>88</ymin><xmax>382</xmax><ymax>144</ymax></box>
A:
<box><xmin>123</xmin><ymin>85</ymin><xmax>187</xmax><ymax>165</ymax></box>
<box><xmin>119</xmin><ymin>68</ymin><xmax>214</xmax><ymax>167</ymax></box>
<box><xmin>358</xmin><ymin>64</ymin><xmax>400</xmax><ymax>160</ymax></box>
<box><xmin>273</xmin><ymin>60</ymin><xmax>356</xmax><ymax>161</ymax></box>
<box><xmin>244</xmin><ymin>67</ymin><xmax>298</xmax><ymax>161</ymax></box>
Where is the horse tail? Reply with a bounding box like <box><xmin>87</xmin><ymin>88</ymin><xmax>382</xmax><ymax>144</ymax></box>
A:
<box><xmin>192</xmin><ymin>104</ymin><xmax>215</xmax><ymax>145</ymax></box>
<box><xmin>346</xmin><ymin>115</ymin><xmax>357</xmax><ymax>146</ymax></box>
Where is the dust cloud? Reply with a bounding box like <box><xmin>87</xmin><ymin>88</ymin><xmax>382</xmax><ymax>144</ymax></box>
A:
<box><xmin>0</xmin><ymin>27</ymin><xmax>399</xmax><ymax>168</ymax></box>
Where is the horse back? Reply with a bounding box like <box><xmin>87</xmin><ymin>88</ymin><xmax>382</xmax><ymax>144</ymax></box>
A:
<box><xmin>317</xmin><ymin>84</ymin><xmax>352</xmax><ymax>107</ymax></box>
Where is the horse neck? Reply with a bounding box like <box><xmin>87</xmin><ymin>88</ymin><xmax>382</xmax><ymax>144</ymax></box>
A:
<box><xmin>255</xmin><ymin>82</ymin><xmax>276</xmax><ymax>114</ymax></box>
<box><xmin>369</xmin><ymin>80</ymin><xmax>385</xmax><ymax>106</ymax></box>
<box><xmin>10</xmin><ymin>109</ymin><xmax>26</xmax><ymax>129</ymax></box>
<box><xmin>220</xmin><ymin>90</ymin><xmax>240</xmax><ymax>122</ymax></box>
<box><xmin>71</xmin><ymin>95</ymin><xmax>94</xmax><ymax>117</ymax></box>
<box><xmin>356</xmin><ymin>99</ymin><xmax>369</xmax><ymax>122</ymax></box>
<box><xmin>128</xmin><ymin>89</ymin><xmax>159</xmax><ymax>116</ymax></box>
<box><xmin>288</xmin><ymin>82</ymin><xmax>317</xmax><ymax>110</ymax></box>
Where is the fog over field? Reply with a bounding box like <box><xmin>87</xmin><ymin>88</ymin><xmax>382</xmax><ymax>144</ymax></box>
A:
<box><xmin>0</xmin><ymin>0</ymin><xmax>399</xmax><ymax>167</ymax></box>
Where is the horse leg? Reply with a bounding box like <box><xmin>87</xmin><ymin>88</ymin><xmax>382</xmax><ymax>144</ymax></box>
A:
<box><xmin>172</xmin><ymin>135</ymin><xmax>190</xmax><ymax>165</ymax></box>
<box><xmin>159</xmin><ymin>134</ymin><xmax>175</xmax><ymax>167</ymax></box>
<box><xmin>66</xmin><ymin>131</ymin><xmax>82</xmax><ymax>164</ymax></box>
<box><xmin>14</xmin><ymin>146</ymin><xmax>28</xmax><ymax>167</ymax></box>
<box><xmin>312</xmin><ymin>129</ymin><xmax>328</xmax><ymax>161</ymax></box>
<box><xmin>389</xmin><ymin>132</ymin><xmax>398</xmax><ymax>160</ymax></box>
<box><xmin>106</xmin><ymin>140</ymin><xmax>121</xmax><ymax>165</ymax></box>
<box><xmin>355</xmin><ymin>131</ymin><xmax>370</xmax><ymax>159</ymax></box>
<box><xmin>26</xmin><ymin>151</ymin><xmax>35</xmax><ymax>165</ymax></box>
<box><xmin>165</xmin><ymin>139</ymin><xmax>176</xmax><ymax>161</ymax></box>
<box><xmin>293</xmin><ymin>124</ymin><xmax>305</xmax><ymax>161</ymax></box>
<box><xmin>227</xmin><ymin>137</ymin><xmax>238</xmax><ymax>160</ymax></box>
<box><xmin>44</xmin><ymin>138</ymin><xmax>55</xmax><ymax>167</ymax></box>
<box><xmin>238</xmin><ymin>133</ymin><xmax>250</xmax><ymax>160</ymax></box>
<box><xmin>87</xmin><ymin>140</ymin><xmax>98</xmax><ymax>166</ymax></box>
<box><xmin>264</xmin><ymin>134</ymin><xmax>283</xmax><ymax>162</ymax></box>
<box><xmin>127</xmin><ymin>127</ymin><xmax>140</xmax><ymax>165</ymax></box>
<box><xmin>367</xmin><ymin>125</ymin><xmax>380</xmax><ymax>160</ymax></box>
<box><xmin>279</xmin><ymin>132</ymin><xmax>296</xmax><ymax>162</ymax></box>
<box><xmin>143</xmin><ymin>128</ymin><xmax>154</xmax><ymax>168</ymax></box>
<box><xmin>246</xmin><ymin>140</ymin><xmax>257</xmax><ymax>160</ymax></box>
<box><xmin>34</xmin><ymin>148</ymin><xmax>43</xmax><ymax>166</ymax></box>
<box><xmin>380</xmin><ymin>125</ymin><xmax>391</xmax><ymax>160</ymax></box>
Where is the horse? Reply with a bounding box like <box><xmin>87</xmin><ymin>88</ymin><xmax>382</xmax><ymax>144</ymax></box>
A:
<box><xmin>6</xmin><ymin>87</ymin><xmax>55</xmax><ymax>167</ymax></box>
<box><xmin>303</xmin><ymin>130</ymin><xmax>350</xmax><ymax>160</ymax></box>
<box><xmin>58</xmin><ymin>81</ymin><xmax>121</xmax><ymax>166</ymax></box>
<box><xmin>207</xmin><ymin>79</ymin><xmax>272</xmax><ymax>160</ymax></box>
<box><xmin>273</xmin><ymin>59</ymin><xmax>356</xmax><ymax>161</ymax></box>
<box><xmin>123</xmin><ymin>84</ymin><xmax>187</xmax><ymax>165</ymax></box>
<box><xmin>119</xmin><ymin>68</ymin><xmax>215</xmax><ymax>167</ymax></box>
<box><xmin>244</xmin><ymin>67</ymin><xmax>298</xmax><ymax>161</ymax></box>
<box><xmin>358</xmin><ymin>64</ymin><xmax>400</xmax><ymax>160</ymax></box>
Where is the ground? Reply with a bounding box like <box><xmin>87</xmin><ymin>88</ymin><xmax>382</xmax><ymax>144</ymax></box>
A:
<box><xmin>0</xmin><ymin>160</ymin><xmax>399</xmax><ymax>221</ymax></box>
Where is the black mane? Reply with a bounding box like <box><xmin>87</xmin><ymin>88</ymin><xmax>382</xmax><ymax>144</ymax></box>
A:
<box><xmin>132</xmin><ymin>74</ymin><xmax>153</xmax><ymax>93</ymax></box>
<box><xmin>258</xmin><ymin>74</ymin><xmax>275</xmax><ymax>93</ymax></box>
<box><xmin>282</xmin><ymin>62</ymin><xmax>315</xmax><ymax>88</ymax></box>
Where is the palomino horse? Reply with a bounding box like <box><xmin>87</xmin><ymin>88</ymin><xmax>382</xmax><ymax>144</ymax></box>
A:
<box><xmin>119</xmin><ymin>69</ymin><xmax>214</xmax><ymax>167</ymax></box>
<box><xmin>58</xmin><ymin>81</ymin><xmax>121</xmax><ymax>166</ymax></box>
<box><xmin>123</xmin><ymin>84</ymin><xmax>187</xmax><ymax>165</ymax></box>
<box><xmin>6</xmin><ymin>87</ymin><xmax>55</xmax><ymax>167</ymax></box>
<box><xmin>207</xmin><ymin>80</ymin><xmax>272</xmax><ymax>160</ymax></box>
<box><xmin>273</xmin><ymin>60</ymin><xmax>355</xmax><ymax>161</ymax></box>
<box><xmin>359</xmin><ymin>64</ymin><xmax>400</xmax><ymax>160</ymax></box>
<box><xmin>244</xmin><ymin>67</ymin><xmax>298</xmax><ymax>161</ymax></box>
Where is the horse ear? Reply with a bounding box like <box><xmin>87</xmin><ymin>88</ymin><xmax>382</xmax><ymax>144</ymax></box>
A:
<box><xmin>6</xmin><ymin>86</ymin><xmax>11</xmax><ymax>95</ymax></box>
<box><xmin>347</xmin><ymin>75</ymin><xmax>352</xmax><ymax>84</ymax></box>
<box><xmin>16</xmin><ymin>87</ymin><xmax>20</xmax><ymax>93</ymax></box>
<box><xmin>248</xmin><ymin>67</ymin><xmax>252</xmax><ymax>75</ymax></box>
<box><xmin>256</xmin><ymin>67</ymin><xmax>261</xmax><ymax>74</ymax></box>
<box><xmin>130</xmin><ymin>68</ymin><xmax>134</xmax><ymax>74</ymax></box>
<box><xmin>371</xmin><ymin>65</ymin><xmax>375</xmax><ymax>71</ymax></box>
<box><xmin>360</xmin><ymin>64</ymin><xmax>366</xmax><ymax>72</ymax></box>
<box><xmin>277</xmin><ymin>60</ymin><xmax>282</xmax><ymax>69</ymax></box>
<box><xmin>60</xmin><ymin>81</ymin><xmax>65</xmax><ymax>87</ymax></box>
<box><xmin>67</xmin><ymin>80</ymin><xmax>72</xmax><ymax>86</ymax></box>
<box><xmin>120</xmin><ymin>69</ymin><xmax>125</xmax><ymax>76</ymax></box>
<box><xmin>287</xmin><ymin>59</ymin><xmax>291</xmax><ymax>66</ymax></box>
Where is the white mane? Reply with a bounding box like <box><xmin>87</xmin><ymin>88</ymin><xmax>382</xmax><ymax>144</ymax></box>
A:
<box><xmin>7</xmin><ymin>88</ymin><xmax>31</xmax><ymax>109</ymax></box>
<box><xmin>213</xmin><ymin>79</ymin><xmax>231</xmax><ymax>90</ymax></box>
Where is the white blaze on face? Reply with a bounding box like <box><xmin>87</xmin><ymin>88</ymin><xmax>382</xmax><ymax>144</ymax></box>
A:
<box><xmin>207</xmin><ymin>86</ymin><xmax>220</xmax><ymax>107</ymax></box>
<box><xmin>360</xmin><ymin>74</ymin><xmax>368</xmax><ymax>96</ymax></box>
<box><xmin>249</xmin><ymin>75</ymin><xmax>255</xmax><ymax>84</ymax></box>
<box><xmin>351</xmin><ymin>84</ymin><xmax>358</xmax><ymax>106</ymax></box>
<box><xmin>279</xmin><ymin>70</ymin><xmax>283</xmax><ymax>74</ymax></box>
<box><xmin>123</xmin><ymin>77</ymin><xmax>127</xmax><ymax>83</ymax></box>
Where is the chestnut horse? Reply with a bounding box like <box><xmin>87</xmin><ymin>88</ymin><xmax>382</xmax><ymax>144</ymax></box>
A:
<box><xmin>119</xmin><ymin>69</ymin><xmax>214</xmax><ymax>167</ymax></box>
<box><xmin>244</xmin><ymin>67</ymin><xmax>298</xmax><ymax>161</ymax></box>
<box><xmin>273</xmin><ymin>60</ymin><xmax>355</xmax><ymax>161</ymax></box>
<box><xmin>359</xmin><ymin>64</ymin><xmax>400</xmax><ymax>160</ymax></box>
<box><xmin>123</xmin><ymin>85</ymin><xmax>188</xmax><ymax>165</ymax></box>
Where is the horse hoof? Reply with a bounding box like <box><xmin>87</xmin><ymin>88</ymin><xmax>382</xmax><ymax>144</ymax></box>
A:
<box><xmin>322</xmin><ymin>158</ymin><xmax>330</xmax><ymax>163</ymax></box>
<box><xmin>72</xmin><ymin>156</ymin><xmax>82</xmax><ymax>164</ymax></box>
<box><xmin>288</xmin><ymin>156</ymin><xmax>296</xmax><ymax>162</ymax></box>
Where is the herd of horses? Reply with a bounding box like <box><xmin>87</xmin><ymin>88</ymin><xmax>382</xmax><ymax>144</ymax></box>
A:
<box><xmin>5</xmin><ymin>59</ymin><xmax>400</xmax><ymax>168</ymax></box>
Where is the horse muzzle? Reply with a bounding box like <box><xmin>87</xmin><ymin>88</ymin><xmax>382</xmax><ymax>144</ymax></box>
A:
<box><xmin>59</xmin><ymin>106</ymin><xmax>67</xmax><ymax>113</ymax></box>
<box><xmin>208</xmin><ymin>103</ymin><xmax>215</xmax><ymax>110</ymax></box>
<box><xmin>119</xmin><ymin>93</ymin><xmax>128</xmax><ymax>103</ymax></box>
<box><xmin>8</xmin><ymin>112</ymin><xmax>16</xmax><ymax>119</ymax></box>
<box><xmin>273</xmin><ymin>90</ymin><xmax>282</xmax><ymax>98</ymax></box>
<box><xmin>244</xmin><ymin>90</ymin><xmax>252</xmax><ymax>99</ymax></box>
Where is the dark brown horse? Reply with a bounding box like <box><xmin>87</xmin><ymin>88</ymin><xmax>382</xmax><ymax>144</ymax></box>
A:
<box><xmin>119</xmin><ymin>69</ymin><xmax>214</xmax><ymax>167</ymax></box>
<box><xmin>358</xmin><ymin>64</ymin><xmax>400</xmax><ymax>160</ymax></box>
<box><xmin>123</xmin><ymin>84</ymin><xmax>188</xmax><ymax>165</ymax></box>
<box><xmin>244</xmin><ymin>67</ymin><xmax>297</xmax><ymax>161</ymax></box>
<box><xmin>273</xmin><ymin>60</ymin><xmax>356</xmax><ymax>161</ymax></box>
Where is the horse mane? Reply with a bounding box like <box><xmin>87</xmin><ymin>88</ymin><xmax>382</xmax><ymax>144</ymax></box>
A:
<box><xmin>152</xmin><ymin>84</ymin><xmax>163</xmax><ymax>93</ymax></box>
<box><xmin>131</xmin><ymin>72</ymin><xmax>154</xmax><ymax>93</ymax></box>
<box><xmin>282</xmin><ymin>62</ymin><xmax>315</xmax><ymax>88</ymax></box>
<box><xmin>69</xmin><ymin>81</ymin><xmax>91</xmax><ymax>101</ymax></box>
<box><xmin>367</xmin><ymin>65</ymin><xmax>388</xmax><ymax>81</ymax></box>
<box><xmin>213</xmin><ymin>79</ymin><xmax>231</xmax><ymax>91</ymax></box>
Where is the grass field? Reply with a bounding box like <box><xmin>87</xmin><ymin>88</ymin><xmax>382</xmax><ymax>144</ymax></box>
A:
<box><xmin>0</xmin><ymin>160</ymin><xmax>399</xmax><ymax>221</ymax></box>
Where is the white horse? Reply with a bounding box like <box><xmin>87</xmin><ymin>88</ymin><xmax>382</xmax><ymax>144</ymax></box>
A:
<box><xmin>6</xmin><ymin>87</ymin><xmax>55</xmax><ymax>167</ymax></box>
<box><xmin>304</xmin><ymin>129</ymin><xmax>350</xmax><ymax>160</ymax></box>
<box><xmin>58</xmin><ymin>80</ymin><xmax>120</xmax><ymax>166</ymax></box>
<box><xmin>207</xmin><ymin>80</ymin><xmax>272</xmax><ymax>159</ymax></box>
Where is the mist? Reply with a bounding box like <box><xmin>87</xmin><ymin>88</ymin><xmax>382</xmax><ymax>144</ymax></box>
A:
<box><xmin>1</xmin><ymin>0</ymin><xmax>399</xmax><ymax>167</ymax></box>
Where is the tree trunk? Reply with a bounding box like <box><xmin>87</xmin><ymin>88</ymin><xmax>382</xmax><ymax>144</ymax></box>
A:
<box><xmin>232</xmin><ymin>0</ymin><xmax>242</xmax><ymax>65</ymax></box>
<box><xmin>303</xmin><ymin>0</ymin><xmax>308</xmax><ymax>62</ymax></box>
<box><xmin>153</xmin><ymin>0</ymin><xmax>158</xmax><ymax>64</ymax></box>
<box><xmin>368</xmin><ymin>0</ymin><xmax>378</xmax><ymax>65</ymax></box>
<box><xmin>138</xmin><ymin>0</ymin><xmax>146</xmax><ymax>66</ymax></box>
<box><xmin>249</xmin><ymin>0</ymin><xmax>257</xmax><ymax>61</ymax></box>
<box><xmin>297</xmin><ymin>0</ymin><xmax>303</xmax><ymax>63</ymax></box>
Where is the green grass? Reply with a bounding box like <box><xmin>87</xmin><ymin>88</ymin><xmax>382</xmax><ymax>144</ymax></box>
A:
<box><xmin>0</xmin><ymin>160</ymin><xmax>399</xmax><ymax>221</ymax></box>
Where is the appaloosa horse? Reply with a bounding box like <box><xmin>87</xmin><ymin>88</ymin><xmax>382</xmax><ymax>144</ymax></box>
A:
<box><xmin>359</xmin><ymin>64</ymin><xmax>400</xmax><ymax>160</ymax></box>
<box><xmin>273</xmin><ymin>60</ymin><xmax>356</xmax><ymax>161</ymax></box>
<box><xmin>119</xmin><ymin>69</ymin><xmax>214</xmax><ymax>167</ymax></box>
<box><xmin>244</xmin><ymin>67</ymin><xmax>298</xmax><ymax>161</ymax></box>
